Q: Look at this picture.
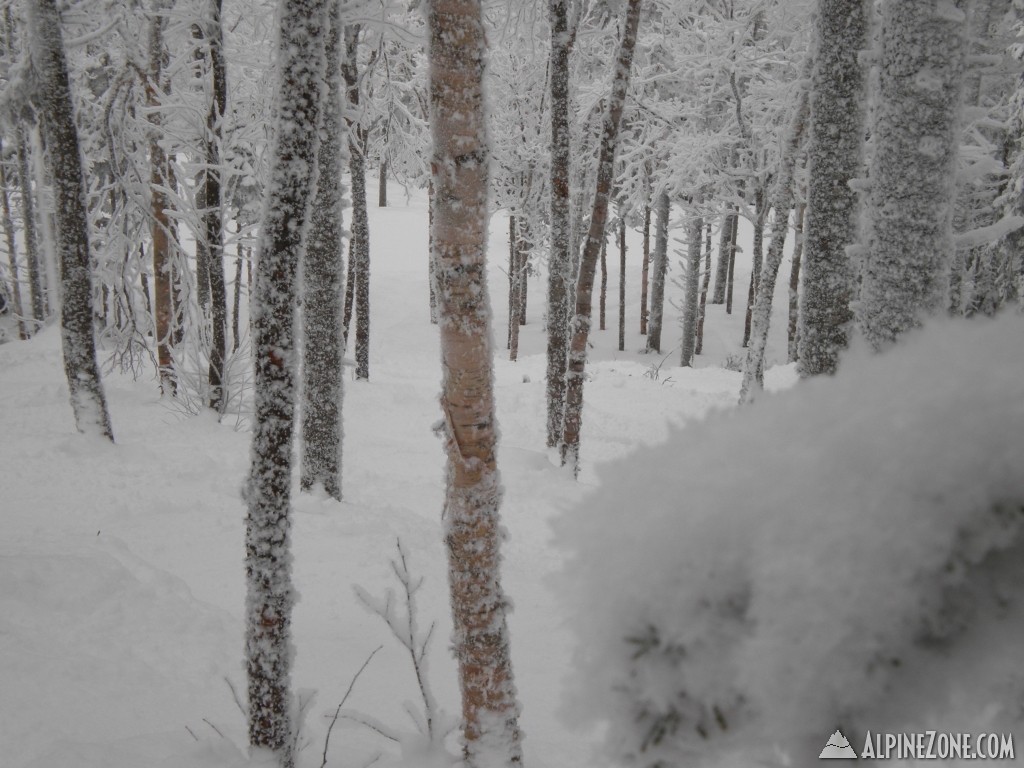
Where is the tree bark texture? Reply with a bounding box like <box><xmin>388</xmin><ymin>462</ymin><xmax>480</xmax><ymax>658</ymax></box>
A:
<box><xmin>426</xmin><ymin>0</ymin><xmax>524</xmax><ymax>763</ymax></box>
<box><xmin>858</xmin><ymin>0</ymin><xmax>965</xmax><ymax>349</ymax></box>
<box><xmin>301</xmin><ymin>0</ymin><xmax>344</xmax><ymax>501</ymax></box>
<box><xmin>244</xmin><ymin>0</ymin><xmax>327</xmax><ymax>762</ymax></box>
<box><xmin>27</xmin><ymin>0</ymin><xmax>114</xmax><ymax>441</ymax></box>
<box><xmin>798</xmin><ymin>0</ymin><xmax>869</xmax><ymax>374</ymax></box>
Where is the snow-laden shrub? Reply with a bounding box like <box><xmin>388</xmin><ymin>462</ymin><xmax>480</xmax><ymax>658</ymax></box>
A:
<box><xmin>555</xmin><ymin>313</ymin><xmax>1024</xmax><ymax>767</ymax></box>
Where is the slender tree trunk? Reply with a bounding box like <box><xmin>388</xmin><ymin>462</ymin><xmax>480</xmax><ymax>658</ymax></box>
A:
<box><xmin>14</xmin><ymin>132</ymin><xmax>44</xmax><ymax>331</ymax></box>
<box><xmin>426</xmin><ymin>1</ymin><xmax>523</xmax><ymax>764</ymax></box>
<box><xmin>561</xmin><ymin>0</ymin><xmax>643</xmax><ymax>472</ymax></box>
<box><xmin>695</xmin><ymin>218</ymin><xmax>712</xmax><ymax>355</ymax></box>
<box><xmin>598</xmin><ymin>233</ymin><xmax>607</xmax><ymax>331</ymax></box>
<box><xmin>507</xmin><ymin>214</ymin><xmax>517</xmax><ymax>350</ymax></box>
<box><xmin>344</xmin><ymin>25</ymin><xmax>370</xmax><ymax>380</ymax></box>
<box><xmin>301</xmin><ymin>0</ymin><xmax>344</xmax><ymax>501</ymax></box>
<box><xmin>509</xmin><ymin>218</ymin><xmax>524</xmax><ymax>362</ymax></box>
<box><xmin>858</xmin><ymin>0</ymin><xmax>965</xmax><ymax>348</ymax></box>
<box><xmin>27</xmin><ymin>0</ymin><xmax>114</xmax><ymax>441</ymax></box>
<box><xmin>787</xmin><ymin>201</ymin><xmax>805</xmax><ymax>363</ymax></box>
<box><xmin>680</xmin><ymin>203</ymin><xmax>703</xmax><ymax>367</ymax></box>
<box><xmin>545</xmin><ymin>0</ymin><xmax>572</xmax><ymax>448</ymax></box>
<box><xmin>232</xmin><ymin>241</ymin><xmax>243</xmax><ymax>351</ymax></box>
<box><xmin>148</xmin><ymin>0</ymin><xmax>175</xmax><ymax>393</ymax></box>
<box><xmin>646</xmin><ymin>190</ymin><xmax>670</xmax><ymax>354</ymax></box>
<box><xmin>519</xmin><ymin>251</ymin><xmax>528</xmax><ymax>325</ymax></box>
<box><xmin>742</xmin><ymin>187</ymin><xmax>767</xmax><ymax>348</ymax></box>
<box><xmin>618</xmin><ymin>214</ymin><xmax>626</xmax><ymax>351</ymax></box>
<box><xmin>740</xmin><ymin>79</ymin><xmax>810</xmax><ymax>404</ymax></box>
<box><xmin>428</xmin><ymin>178</ymin><xmax>438</xmax><ymax>324</ymax></box>
<box><xmin>378</xmin><ymin>156</ymin><xmax>387</xmax><ymax>207</ymax></box>
<box><xmin>640</xmin><ymin>201</ymin><xmax>650</xmax><ymax>333</ymax></box>
<box><xmin>0</xmin><ymin>141</ymin><xmax>27</xmax><ymax>340</ymax></box>
<box><xmin>725</xmin><ymin>211</ymin><xmax>737</xmax><ymax>314</ymax></box>
<box><xmin>711</xmin><ymin>207</ymin><xmax>734</xmax><ymax>304</ymax></box>
<box><xmin>196</xmin><ymin>0</ymin><xmax>229</xmax><ymax>412</ymax></box>
<box><xmin>798</xmin><ymin>0</ymin><xmax>869</xmax><ymax>374</ymax></box>
<box><xmin>245</xmin><ymin>0</ymin><xmax>327</xmax><ymax>763</ymax></box>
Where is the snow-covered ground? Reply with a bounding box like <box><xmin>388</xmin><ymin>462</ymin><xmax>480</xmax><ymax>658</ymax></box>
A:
<box><xmin>0</xmin><ymin>176</ymin><xmax>817</xmax><ymax>768</ymax></box>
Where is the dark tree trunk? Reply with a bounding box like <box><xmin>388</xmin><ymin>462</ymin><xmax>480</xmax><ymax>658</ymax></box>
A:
<box><xmin>545</xmin><ymin>0</ymin><xmax>572</xmax><ymax>448</ymax></box>
<box><xmin>378</xmin><ymin>156</ymin><xmax>387</xmax><ymax>207</ymax></box>
<box><xmin>598</xmin><ymin>233</ymin><xmax>607</xmax><ymax>331</ymax></box>
<box><xmin>680</xmin><ymin>204</ymin><xmax>702</xmax><ymax>367</ymax></box>
<box><xmin>711</xmin><ymin>208</ymin><xmax>735</xmax><ymax>304</ymax></box>
<box><xmin>232</xmin><ymin>241</ymin><xmax>243</xmax><ymax>352</ymax></box>
<box><xmin>561</xmin><ymin>0</ymin><xmax>643</xmax><ymax>472</ymax></box>
<box><xmin>244</xmin><ymin>0</ymin><xmax>328</xmax><ymax>762</ymax></box>
<box><xmin>798</xmin><ymin>0</ymin><xmax>869</xmax><ymax>374</ymax></box>
<box><xmin>344</xmin><ymin>25</ymin><xmax>370</xmax><ymax>380</ymax></box>
<box><xmin>196</xmin><ymin>0</ymin><xmax>229</xmax><ymax>412</ymax></box>
<box><xmin>0</xmin><ymin>140</ymin><xmax>27</xmax><ymax>340</ymax></box>
<box><xmin>618</xmin><ymin>214</ymin><xmax>626</xmax><ymax>351</ymax></box>
<box><xmin>15</xmin><ymin>132</ymin><xmax>44</xmax><ymax>331</ymax></box>
<box><xmin>725</xmin><ymin>208</ymin><xmax>738</xmax><ymax>314</ymax></box>
<box><xmin>640</xmin><ymin>201</ymin><xmax>650</xmax><ymax>333</ymax></box>
<box><xmin>743</xmin><ymin>187</ymin><xmax>767</xmax><ymax>348</ymax></box>
<box><xmin>646</xmin><ymin>190</ymin><xmax>670</xmax><ymax>354</ymax></box>
<box><xmin>301</xmin><ymin>0</ymin><xmax>344</xmax><ymax>501</ymax></box>
<box><xmin>695</xmin><ymin>218</ymin><xmax>712</xmax><ymax>354</ymax></box>
<box><xmin>787</xmin><ymin>202</ymin><xmax>805</xmax><ymax>363</ymax></box>
<box><xmin>27</xmin><ymin>0</ymin><xmax>114</xmax><ymax>441</ymax></box>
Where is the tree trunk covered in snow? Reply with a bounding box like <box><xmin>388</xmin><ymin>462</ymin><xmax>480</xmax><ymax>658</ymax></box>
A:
<box><xmin>798</xmin><ymin>0</ymin><xmax>868</xmax><ymax>375</ymax></box>
<box><xmin>858</xmin><ymin>0</ymin><xmax>966</xmax><ymax>348</ymax></box>
<box><xmin>27</xmin><ymin>0</ymin><xmax>114</xmax><ymax>441</ymax></box>
<box><xmin>344</xmin><ymin>24</ymin><xmax>370</xmax><ymax>380</ymax></box>
<box><xmin>147</xmin><ymin>0</ymin><xmax>175</xmax><ymax>393</ymax></box>
<box><xmin>196</xmin><ymin>0</ymin><xmax>229</xmax><ymax>412</ymax></box>
<box><xmin>0</xmin><ymin>140</ymin><xmax>27</xmax><ymax>340</ymax></box>
<box><xmin>425</xmin><ymin>1</ymin><xmax>524</xmax><ymax>764</ymax></box>
<box><xmin>680</xmin><ymin>204</ymin><xmax>703</xmax><ymax>367</ymax></box>
<box><xmin>787</xmin><ymin>201</ymin><xmax>806</xmax><ymax>363</ymax></box>
<box><xmin>725</xmin><ymin>210</ymin><xmax>738</xmax><ymax>313</ymax></box>
<box><xmin>545</xmin><ymin>0</ymin><xmax>572</xmax><ymax>448</ymax></box>
<box><xmin>599</xmin><ymin>233</ymin><xmax>607</xmax><ymax>330</ymax></box>
<box><xmin>740</xmin><ymin>81</ymin><xmax>810</xmax><ymax>404</ymax></box>
<box><xmin>300</xmin><ymin>0</ymin><xmax>344</xmax><ymax>502</ymax></box>
<box><xmin>244</xmin><ymin>0</ymin><xmax>327</xmax><ymax>762</ymax></box>
<box><xmin>711</xmin><ymin>207</ymin><xmax>735</xmax><ymax>304</ymax></box>
<box><xmin>561</xmin><ymin>0</ymin><xmax>642</xmax><ymax>473</ymax></box>
<box><xmin>646</xmin><ymin>190</ymin><xmax>670</xmax><ymax>354</ymax></box>
<box><xmin>640</xmin><ymin>201</ymin><xmax>650</xmax><ymax>333</ymax></box>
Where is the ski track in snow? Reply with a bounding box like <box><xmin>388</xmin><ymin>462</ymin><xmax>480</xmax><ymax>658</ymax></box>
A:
<box><xmin>0</xmin><ymin>175</ymin><xmax>797</xmax><ymax>768</ymax></box>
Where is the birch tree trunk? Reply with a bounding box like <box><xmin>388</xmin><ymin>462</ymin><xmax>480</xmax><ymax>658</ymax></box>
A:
<box><xmin>545</xmin><ymin>0</ymin><xmax>572</xmax><ymax>448</ymax></box>
<box><xmin>426</xmin><ymin>1</ymin><xmax>523</xmax><ymax>763</ymax></box>
<box><xmin>561</xmin><ymin>0</ymin><xmax>643</xmax><ymax>472</ymax></box>
<box><xmin>740</xmin><ymin>80</ymin><xmax>811</xmax><ymax>404</ymax></box>
<box><xmin>244</xmin><ymin>0</ymin><xmax>327</xmax><ymax>762</ymax></box>
<box><xmin>301</xmin><ymin>0</ymin><xmax>344</xmax><ymax>501</ymax></box>
<box><xmin>27</xmin><ymin>0</ymin><xmax>114</xmax><ymax>441</ymax></box>
<box><xmin>798</xmin><ymin>0</ymin><xmax>869</xmax><ymax>375</ymax></box>
<box><xmin>618</xmin><ymin>214</ymin><xmax>626</xmax><ymax>351</ymax></box>
<box><xmin>858</xmin><ymin>0</ymin><xmax>966</xmax><ymax>348</ymax></box>
<box><xmin>645</xmin><ymin>190</ymin><xmax>670</xmax><ymax>354</ymax></box>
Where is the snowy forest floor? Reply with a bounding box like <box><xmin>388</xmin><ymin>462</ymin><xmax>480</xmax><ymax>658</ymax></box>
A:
<box><xmin>0</xmin><ymin>176</ymin><xmax>798</xmax><ymax>768</ymax></box>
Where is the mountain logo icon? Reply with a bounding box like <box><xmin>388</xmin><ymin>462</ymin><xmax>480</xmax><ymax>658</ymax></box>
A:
<box><xmin>819</xmin><ymin>730</ymin><xmax>858</xmax><ymax>759</ymax></box>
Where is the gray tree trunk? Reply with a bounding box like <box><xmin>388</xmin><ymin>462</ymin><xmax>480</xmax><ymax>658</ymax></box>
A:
<box><xmin>680</xmin><ymin>203</ymin><xmax>703</xmax><ymax>367</ymax></box>
<box><xmin>646</xmin><ymin>190</ymin><xmax>670</xmax><ymax>354</ymax></box>
<box><xmin>27</xmin><ymin>0</ymin><xmax>114</xmax><ymax>441</ymax></box>
<box><xmin>858</xmin><ymin>0</ymin><xmax>966</xmax><ymax>348</ymax></box>
<box><xmin>301</xmin><ymin>0</ymin><xmax>344</xmax><ymax>501</ymax></box>
<box><xmin>798</xmin><ymin>0</ymin><xmax>869</xmax><ymax>374</ymax></box>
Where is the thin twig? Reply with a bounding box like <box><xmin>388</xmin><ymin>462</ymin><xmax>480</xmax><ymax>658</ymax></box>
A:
<box><xmin>202</xmin><ymin>718</ymin><xmax>225</xmax><ymax>739</ymax></box>
<box><xmin>224</xmin><ymin>676</ymin><xmax>246</xmax><ymax>717</ymax></box>
<box><xmin>185</xmin><ymin>725</ymin><xmax>199</xmax><ymax>741</ymax></box>
<box><xmin>321</xmin><ymin>645</ymin><xmax>384</xmax><ymax>768</ymax></box>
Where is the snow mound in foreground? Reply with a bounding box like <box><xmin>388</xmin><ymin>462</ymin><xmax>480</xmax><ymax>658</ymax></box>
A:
<box><xmin>556</xmin><ymin>312</ymin><xmax>1024</xmax><ymax>768</ymax></box>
